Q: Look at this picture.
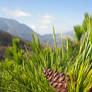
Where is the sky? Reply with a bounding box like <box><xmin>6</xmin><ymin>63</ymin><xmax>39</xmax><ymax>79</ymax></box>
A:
<box><xmin>0</xmin><ymin>0</ymin><xmax>92</xmax><ymax>35</ymax></box>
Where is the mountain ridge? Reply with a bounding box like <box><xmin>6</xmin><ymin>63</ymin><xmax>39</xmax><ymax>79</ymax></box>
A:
<box><xmin>0</xmin><ymin>17</ymin><xmax>74</xmax><ymax>47</ymax></box>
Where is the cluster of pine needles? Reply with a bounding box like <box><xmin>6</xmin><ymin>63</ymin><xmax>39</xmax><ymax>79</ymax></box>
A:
<box><xmin>0</xmin><ymin>13</ymin><xmax>92</xmax><ymax>92</ymax></box>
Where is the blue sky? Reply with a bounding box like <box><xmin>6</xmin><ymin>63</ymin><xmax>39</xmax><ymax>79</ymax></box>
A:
<box><xmin>0</xmin><ymin>0</ymin><xmax>92</xmax><ymax>35</ymax></box>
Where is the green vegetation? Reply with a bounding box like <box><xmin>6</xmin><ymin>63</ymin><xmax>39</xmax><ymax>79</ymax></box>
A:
<box><xmin>74</xmin><ymin>13</ymin><xmax>90</xmax><ymax>41</ymax></box>
<box><xmin>0</xmin><ymin>13</ymin><xmax>92</xmax><ymax>92</ymax></box>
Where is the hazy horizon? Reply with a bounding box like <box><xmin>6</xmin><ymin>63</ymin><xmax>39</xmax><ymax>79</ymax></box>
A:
<box><xmin>0</xmin><ymin>0</ymin><xmax>92</xmax><ymax>35</ymax></box>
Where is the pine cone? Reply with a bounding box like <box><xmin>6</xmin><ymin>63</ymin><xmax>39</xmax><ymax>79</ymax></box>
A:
<box><xmin>43</xmin><ymin>68</ymin><xmax>70</xmax><ymax>92</ymax></box>
<box><xmin>43</xmin><ymin>68</ymin><xmax>92</xmax><ymax>92</ymax></box>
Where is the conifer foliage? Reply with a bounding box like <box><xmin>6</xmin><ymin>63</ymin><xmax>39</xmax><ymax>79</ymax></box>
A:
<box><xmin>0</xmin><ymin>13</ymin><xmax>92</xmax><ymax>92</ymax></box>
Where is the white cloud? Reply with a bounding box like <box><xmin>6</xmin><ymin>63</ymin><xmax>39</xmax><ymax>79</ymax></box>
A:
<box><xmin>27</xmin><ymin>14</ymin><xmax>54</xmax><ymax>35</ymax></box>
<box><xmin>2</xmin><ymin>8</ymin><xmax>31</xmax><ymax>17</ymax></box>
<box><xmin>33</xmin><ymin>14</ymin><xmax>54</xmax><ymax>34</ymax></box>
<box><xmin>41</xmin><ymin>14</ymin><xmax>54</xmax><ymax>25</ymax></box>
<box><xmin>30</xmin><ymin>24</ymin><xmax>36</xmax><ymax>30</ymax></box>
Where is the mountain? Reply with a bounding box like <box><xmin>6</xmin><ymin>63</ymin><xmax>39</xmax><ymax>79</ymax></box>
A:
<box><xmin>42</xmin><ymin>31</ymin><xmax>74</xmax><ymax>46</ymax></box>
<box><xmin>0</xmin><ymin>17</ymin><xmax>74</xmax><ymax>47</ymax></box>
<box><xmin>0</xmin><ymin>30</ymin><xmax>30</xmax><ymax>61</ymax></box>
<box><xmin>0</xmin><ymin>17</ymin><xmax>41</xmax><ymax>41</ymax></box>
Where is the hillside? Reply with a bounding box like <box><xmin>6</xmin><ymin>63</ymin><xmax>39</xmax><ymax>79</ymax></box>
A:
<box><xmin>0</xmin><ymin>17</ymin><xmax>42</xmax><ymax>41</ymax></box>
<box><xmin>0</xmin><ymin>30</ymin><xmax>30</xmax><ymax>61</ymax></box>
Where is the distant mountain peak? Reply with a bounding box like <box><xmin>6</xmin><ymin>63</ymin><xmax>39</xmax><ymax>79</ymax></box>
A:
<box><xmin>0</xmin><ymin>17</ymin><xmax>35</xmax><ymax>41</ymax></box>
<box><xmin>0</xmin><ymin>17</ymin><xmax>74</xmax><ymax>47</ymax></box>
